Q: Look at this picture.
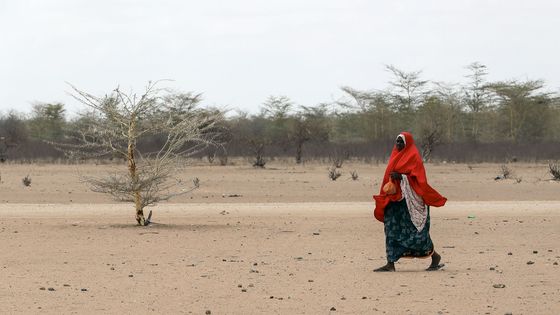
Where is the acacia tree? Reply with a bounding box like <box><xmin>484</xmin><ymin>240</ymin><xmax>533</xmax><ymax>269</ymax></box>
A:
<box><xmin>385</xmin><ymin>64</ymin><xmax>428</xmax><ymax>112</ymax></box>
<box><xmin>463</xmin><ymin>62</ymin><xmax>492</xmax><ymax>142</ymax></box>
<box><xmin>289</xmin><ymin>104</ymin><xmax>330</xmax><ymax>163</ymax></box>
<box><xmin>487</xmin><ymin>80</ymin><xmax>550</xmax><ymax>142</ymax></box>
<box><xmin>58</xmin><ymin>82</ymin><xmax>224</xmax><ymax>225</ymax></box>
<box><xmin>29</xmin><ymin>103</ymin><xmax>66</xmax><ymax>140</ymax></box>
<box><xmin>339</xmin><ymin>87</ymin><xmax>395</xmax><ymax>140</ymax></box>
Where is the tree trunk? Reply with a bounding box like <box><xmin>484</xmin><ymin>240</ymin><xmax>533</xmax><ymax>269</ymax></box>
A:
<box><xmin>127</xmin><ymin>117</ymin><xmax>145</xmax><ymax>226</ymax></box>
<box><xmin>295</xmin><ymin>141</ymin><xmax>303</xmax><ymax>164</ymax></box>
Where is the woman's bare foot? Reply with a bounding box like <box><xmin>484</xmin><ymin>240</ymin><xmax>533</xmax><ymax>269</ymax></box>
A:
<box><xmin>374</xmin><ymin>262</ymin><xmax>395</xmax><ymax>272</ymax></box>
<box><xmin>426</xmin><ymin>251</ymin><xmax>444</xmax><ymax>271</ymax></box>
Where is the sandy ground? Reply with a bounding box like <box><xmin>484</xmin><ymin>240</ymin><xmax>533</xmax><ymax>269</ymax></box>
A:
<box><xmin>1</xmin><ymin>161</ymin><xmax>559</xmax><ymax>314</ymax></box>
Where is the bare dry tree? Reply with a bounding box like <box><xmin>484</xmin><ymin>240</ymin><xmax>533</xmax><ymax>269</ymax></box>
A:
<box><xmin>249</xmin><ymin>140</ymin><xmax>266</xmax><ymax>168</ymax></box>
<box><xmin>420</xmin><ymin>129</ymin><xmax>440</xmax><ymax>162</ymax></box>
<box><xmin>54</xmin><ymin>81</ymin><xmax>224</xmax><ymax>225</ymax></box>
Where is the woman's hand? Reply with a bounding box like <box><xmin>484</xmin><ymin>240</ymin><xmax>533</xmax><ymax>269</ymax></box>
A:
<box><xmin>390</xmin><ymin>171</ymin><xmax>402</xmax><ymax>180</ymax></box>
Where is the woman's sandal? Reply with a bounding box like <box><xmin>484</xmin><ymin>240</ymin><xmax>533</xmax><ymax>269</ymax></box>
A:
<box><xmin>426</xmin><ymin>263</ymin><xmax>445</xmax><ymax>271</ymax></box>
<box><xmin>373</xmin><ymin>264</ymin><xmax>395</xmax><ymax>272</ymax></box>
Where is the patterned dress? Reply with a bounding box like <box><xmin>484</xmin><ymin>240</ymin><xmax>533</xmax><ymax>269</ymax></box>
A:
<box><xmin>384</xmin><ymin>199</ymin><xmax>433</xmax><ymax>263</ymax></box>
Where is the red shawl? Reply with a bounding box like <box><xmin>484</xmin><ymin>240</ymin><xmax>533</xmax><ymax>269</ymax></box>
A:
<box><xmin>373</xmin><ymin>132</ymin><xmax>447</xmax><ymax>222</ymax></box>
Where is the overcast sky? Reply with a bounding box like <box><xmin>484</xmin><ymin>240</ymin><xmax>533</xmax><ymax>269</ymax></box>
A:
<box><xmin>0</xmin><ymin>0</ymin><xmax>558</xmax><ymax>115</ymax></box>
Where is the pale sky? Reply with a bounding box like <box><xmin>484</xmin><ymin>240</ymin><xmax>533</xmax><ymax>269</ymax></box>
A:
<box><xmin>0</xmin><ymin>0</ymin><xmax>558</xmax><ymax>116</ymax></box>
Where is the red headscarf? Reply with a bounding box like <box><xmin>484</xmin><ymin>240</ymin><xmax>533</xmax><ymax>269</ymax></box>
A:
<box><xmin>373</xmin><ymin>132</ymin><xmax>447</xmax><ymax>222</ymax></box>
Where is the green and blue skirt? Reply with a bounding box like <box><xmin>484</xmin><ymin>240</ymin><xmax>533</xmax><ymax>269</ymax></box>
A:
<box><xmin>384</xmin><ymin>199</ymin><xmax>434</xmax><ymax>263</ymax></box>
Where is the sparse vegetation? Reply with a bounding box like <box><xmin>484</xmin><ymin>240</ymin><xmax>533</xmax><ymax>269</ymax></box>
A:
<box><xmin>350</xmin><ymin>170</ymin><xmax>359</xmax><ymax>180</ymax></box>
<box><xmin>328</xmin><ymin>167</ymin><xmax>341</xmax><ymax>181</ymax></box>
<box><xmin>251</xmin><ymin>142</ymin><xmax>266</xmax><ymax>168</ymax></box>
<box><xmin>495</xmin><ymin>164</ymin><xmax>512</xmax><ymax>180</ymax></box>
<box><xmin>549</xmin><ymin>162</ymin><xmax>560</xmax><ymax>181</ymax></box>
<box><xmin>331</xmin><ymin>157</ymin><xmax>343</xmax><ymax>169</ymax></box>
<box><xmin>22</xmin><ymin>175</ymin><xmax>31</xmax><ymax>186</ymax></box>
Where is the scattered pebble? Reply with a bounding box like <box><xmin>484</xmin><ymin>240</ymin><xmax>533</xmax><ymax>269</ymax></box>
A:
<box><xmin>508</xmin><ymin>252</ymin><xmax>513</xmax><ymax>255</ymax></box>
<box><xmin>63</xmin><ymin>284</ymin><xmax>70</xmax><ymax>287</ymax></box>
<box><xmin>527</xmin><ymin>261</ymin><xmax>535</xmax><ymax>265</ymax></box>
<box><xmin>81</xmin><ymin>288</ymin><xmax>88</xmax><ymax>292</ymax></box>
<box><xmin>313</xmin><ymin>232</ymin><xmax>320</xmax><ymax>235</ymax></box>
<box><xmin>47</xmin><ymin>287</ymin><xmax>55</xmax><ymax>291</ymax></box>
<box><xmin>241</xmin><ymin>288</ymin><xmax>247</xmax><ymax>292</ymax></box>
<box><xmin>128</xmin><ymin>274</ymin><xmax>134</xmax><ymax>277</ymax></box>
<box><xmin>205</xmin><ymin>310</ymin><xmax>212</xmax><ymax>315</ymax></box>
<box><xmin>39</xmin><ymin>287</ymin><xmax>46</xmax><ymax>290</ymax></box>
<box><xmin>553</xmin><ymin>262</ymin><xmax>558</xmax><ymax>266</ymax></box>
<box><xmin>533</xmin><ymin>251</ymin><xmax>538</xmax><ymax>254</ymax></box>
<box><xmin>330</xmin><ymin>307</ymin><xmax>337</xmax><ymax>311</ymax></box>
<box><xmin>493</xmin><ymin>284</ymin><xmax>506</xmax><ymax>289</ymax></box>
<box><xmin>308</xmin><ymin>280</ymin><xmax>314</xmax><ymax>283</ymax></box>
<box><xmin>489</xmin><ymin>267</ymin><xmax>495</xmax><ymax>271</ymax></box>
<box><xmin>362</xmin><ymin>296</ymin><xmax>367</xmax><ymax>299</ymax></box>
<box><xmin>340</xmin><ymin>297</ymin><xmax>346</xmax><ymax>300</ymax></box>
<box><xmin>237</xmin><ymin>284</ymin><xmax>242</xmax><ymax>288</ymax></box>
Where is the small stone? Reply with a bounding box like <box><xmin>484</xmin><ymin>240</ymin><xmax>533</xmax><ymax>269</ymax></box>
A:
<box><xmin>340</xmin><ymin>297</ymin><xmax>346</xmax><ymax>300</ymax></box>
<box><xmin>128</xmin><ymin>274</ymin><xmax>134</xmax><ymax>277</ymax></box>
<box><xmin>63</xmin><ymin>284</ymin><xmax>70</xmax><ymax>287</ymax></box>
<box><xmin>270</xmin><ymin>296</ymin><xmax>274</xmax><ymax>299</ymax></box>
<box><xmin>330</xmin><ymin>307</ymin><xmax>337</xmax><ymax>311</ymax></box>
<box><xmin>241</xmin><ymin>288</ymin><xmax>247</xmax><ymax>292</ymax></box>
<box><xmin>553</xmin><ymin>262</ymin><xmax>558</xmax><ymax>265</ymax></box>
<box><xmin>238</xmin><ymin>284</ymin><xmax>242</xmax><ymax>288</ymax></box>
<box><xmin>47</xmin><ymin>287</ymin><xmax>55</xmax><ymax>291</ymax></box>
<box><xmin>493</xmin><ymin>284</ymin><xmax>506</xmax><ymax>288</ymax></box>
<box><xmin>248</xmin><ymin>284</ymin><xmax>254</xmax><ymax>288</ymax></box>
<box><xmin>504</xmin><ymin>312</ymin><xmax>513</xmax><ymax>315</ymax></box>
<box><xmin>533</xmin><ymin>251</ymin><xmax>538</xmax><ymax>254</ymax></box>
<box><xmin>527</xmin><ymin>261</ymin><xmax>535</xmax><ymax>265</ymax></box>
<box><xmin>110</xmin><ymin>267</ymin><xmax>115</xmax><ymax>270</ymax></box>
<box><xmin>205</xmin><ymin>310</ymin><xmax>211</xmax><ymax>315</ymax></box>
<box><xmin>313</xmin><ymin>232</ymin><xmax>320</xmax><ymax>235</ymax></box>
<box><xmin>308</xmin><ymin>280</ymin><xmax>314</xmax><ymax>282</ymax></box>
<box><xmin>508</xmin><ymin>252</ymin><xmax>513</xmax><ymax>255</ymax></box>
<box><xmin>39</xmin><ymin>287</ymin><xmax>46</xmax><ymax>290</ymax></box>
<box><xmin>362</xmin><ymin>296</ymin><xmax>367</xmax><ymax>299</ymax></box>
<box><xmin>489</xmin><ymin>267</ymin><xmax>495</xmax><ymax>271</ymax></box>
<box><xmin>253</xmin><ymin>262</ymin><xmax>258</xmax><ymax>266</ymax></box>
<box><xmin>81</xmin><ymin>288</ymin><xmax>88</xmax><ymax>292</ymax></box>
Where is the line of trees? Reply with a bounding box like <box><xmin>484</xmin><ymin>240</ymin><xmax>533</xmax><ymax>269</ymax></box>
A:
<box><xmin>1</xmin><ymin>63</ymin><xmax>559</xmax><ymax>163</ymax></box>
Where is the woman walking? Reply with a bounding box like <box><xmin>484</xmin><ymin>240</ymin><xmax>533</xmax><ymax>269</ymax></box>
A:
<box><xmin>373</xmin><ymin>132</ymin><xmax>447</xmax><ymax>272</ymax></box>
